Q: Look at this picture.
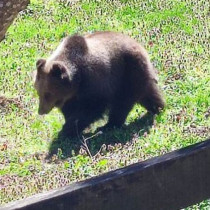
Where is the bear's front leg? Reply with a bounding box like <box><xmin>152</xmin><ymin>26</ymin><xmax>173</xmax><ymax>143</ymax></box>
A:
<box><xmin>59</xmin><ymin>98</ymin><xmax>84</xmax><ymax>137</ymax></box>
<box><xmin>60</xmin><ymin>117</ymin><xmax>80</xmax><ymax>138</ymax></box>
<box><xmin>60</xmin><ymin>114</ymin><xmax>95</xmax><ymax>138</ymax></box>
<box><xmin>60</xmin><ymin>100</ymin><xmax>106</xmax><ymax>138</ymax></box>
<box><xmin>105</xmin><ymin>98</ymin><xmax>134</xmax><ymax>129</ymax></box>
<box><xmin>61</xmin><ymin>98</ymin><xmax>106</xmax><ymax>137</ymax></box>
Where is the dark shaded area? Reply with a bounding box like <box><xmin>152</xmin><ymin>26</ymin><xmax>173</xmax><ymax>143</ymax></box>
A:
<box><xmin>3</xmin><ymin>138</ymin><xmax>210</xmax><ymax>210</ymax></box>
<box><xmin>47</xmin><ymin>112</ymin><xmax>155</xmax><ymax>159</ymax></box>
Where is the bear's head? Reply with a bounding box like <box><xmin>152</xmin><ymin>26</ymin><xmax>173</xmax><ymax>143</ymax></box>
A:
<box><xmin>34</xmin><ymin>58</ymin><xmax>78</xmax><ymax>115</ymax></box>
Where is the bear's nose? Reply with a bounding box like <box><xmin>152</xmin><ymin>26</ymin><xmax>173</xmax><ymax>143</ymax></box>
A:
<box><xmin>38</xmin><ymin>108</ymin><xmax>46</xmax><ymax>115</ymax></box>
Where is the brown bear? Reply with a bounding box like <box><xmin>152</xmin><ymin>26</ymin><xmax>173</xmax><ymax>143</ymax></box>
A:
<box><xmin>34</xmin><ymin>31</ymin><xmax>165</xmax><ymax>137</ymax></box>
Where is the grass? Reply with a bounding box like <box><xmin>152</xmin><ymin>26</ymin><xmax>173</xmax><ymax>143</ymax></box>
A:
<box><xmin>0</xmin><ymin>0</ymin><xmax>209</xmax><ymax>208</ymax></box>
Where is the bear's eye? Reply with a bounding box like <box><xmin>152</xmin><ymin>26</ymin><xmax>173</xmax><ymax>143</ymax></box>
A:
<box><xmin>44</xmin><ymin>92</ymin><xmax>51</xmax><ymax>101</ymax></box>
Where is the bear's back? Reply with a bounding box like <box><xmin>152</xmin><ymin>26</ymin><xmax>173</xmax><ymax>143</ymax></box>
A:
<box><xmin>85</xmin><ymin>31</ymin><xmax>140</xmax><ymax>56</ymax></box>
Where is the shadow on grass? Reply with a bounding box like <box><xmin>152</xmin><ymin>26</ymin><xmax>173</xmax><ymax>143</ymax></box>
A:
<box><xmin>47</xmin><ymin>112</ymin><xmax>155</xmax><ymax>160</ymax></box>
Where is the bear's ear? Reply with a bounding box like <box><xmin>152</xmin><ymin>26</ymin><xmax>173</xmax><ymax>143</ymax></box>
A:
<box><xmin>50</xmin><ymin>62</ymin><xmax>69</xmax><ymax>80</ymax></box>
<box><xmin>36</xmin><ymin>59</ymin><xmax>46</xmax><ymax>72</ymax></box>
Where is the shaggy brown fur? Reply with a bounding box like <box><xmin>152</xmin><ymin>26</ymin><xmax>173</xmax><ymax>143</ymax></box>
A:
<box><xmin>34</xmin><ymin>31</ymin><xmax>165</xmax><ymax>137</ymax></box>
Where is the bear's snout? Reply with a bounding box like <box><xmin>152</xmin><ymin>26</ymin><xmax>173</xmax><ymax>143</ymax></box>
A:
<box><xmin>38</xmin><ymin>107</ymin><xmax>51</xmax><ymax>115</ymax></box>
<box><xmin>38</xmin><ymin>108</ymin><xmax>46</xmax><ymax>115</ymax></box>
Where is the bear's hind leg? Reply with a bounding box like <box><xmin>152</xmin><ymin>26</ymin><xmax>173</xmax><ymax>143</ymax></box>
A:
<box><xmin>139</xmin><ymin>80</ymin><xmax>165</xmax><ymax>114</ymax></box>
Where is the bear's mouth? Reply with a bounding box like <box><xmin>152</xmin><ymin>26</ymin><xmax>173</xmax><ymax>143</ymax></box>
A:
<box><xmin>38</xmin><ymin>107</ymin><xmax>52</xmax><ymax>115</ymax></box>
<box><xmin>55</xmin><ymin>99</ymin><xmax>63</xmax><ymax>107</ymax></box>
